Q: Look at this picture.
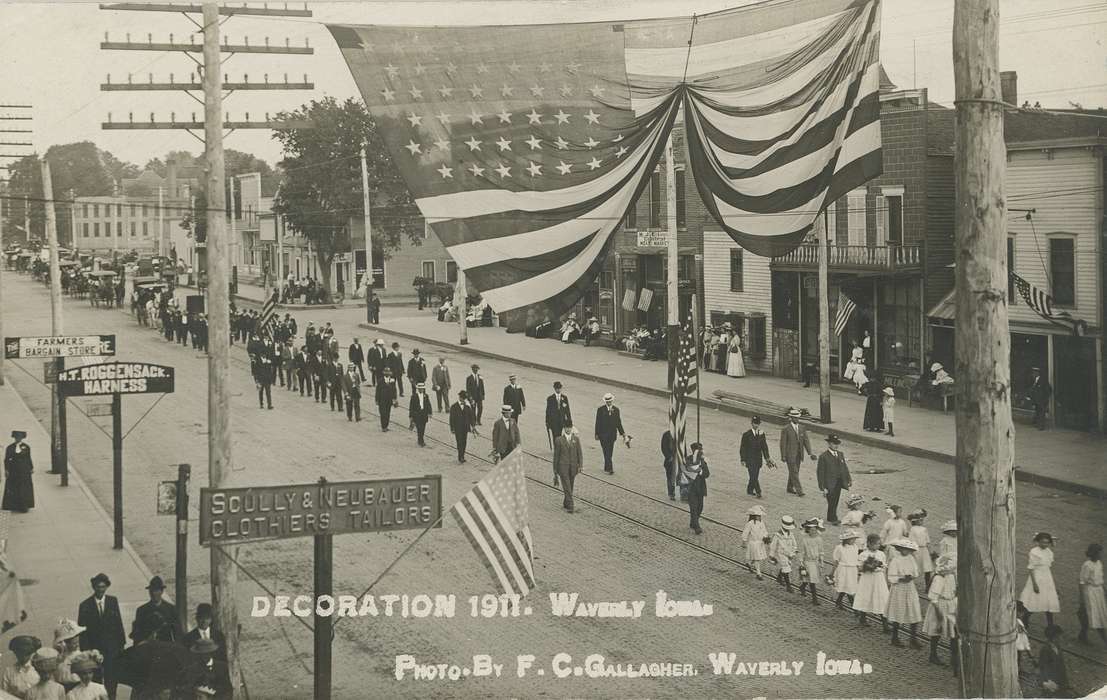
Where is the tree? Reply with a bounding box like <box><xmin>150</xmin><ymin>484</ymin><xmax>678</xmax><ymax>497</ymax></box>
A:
<box><xmin>272</xmin><ymin>97</ymin><xmax>420</xmax><ymax>297</ymax></box>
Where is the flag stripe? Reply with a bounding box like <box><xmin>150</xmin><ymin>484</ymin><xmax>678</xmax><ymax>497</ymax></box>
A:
<box><xmin>452</xmin><ymin>502</ymin><xmax>517</xmax><ymax>595</ymax></box>
<box><xmin>464</xmin><ymin>492</ymin><xmax>530</xmax><ymax>595</ymax></box>
<box><xmin>834</xmin><ymin>291</ymin><xmax>857</xmax><ymax>336</ymax></box>
<box><xmin>473</xmin><ymin>488</ymin><xmax>536</xmax><ymax>588</ymax></box>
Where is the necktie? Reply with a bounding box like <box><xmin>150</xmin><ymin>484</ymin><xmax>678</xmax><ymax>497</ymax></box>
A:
<box><xmin>97</xmin><ymin>598</ymin><xmax>104</xmax><ymax>616</ymax></box>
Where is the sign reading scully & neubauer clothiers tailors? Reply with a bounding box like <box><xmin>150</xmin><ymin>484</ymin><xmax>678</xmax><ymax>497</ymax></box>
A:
<box><xmin>198</xmin><ymin>476</ymin><xmax>443</xmax><ymax>546</ymax></box>
<box><xmin>56</xmin><ymin>362</ymin><xmax>175</xmax><ymax>396</ymax></box>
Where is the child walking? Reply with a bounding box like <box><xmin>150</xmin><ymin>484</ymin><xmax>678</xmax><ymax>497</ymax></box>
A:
<box><xmin>882</xmin><ymin>386</ymin><xmax>896</xmax><ymax>436</ymax></box>
<box><xmin>1019</xmin><ymin>531</ymin><xmax>1061</xmax><ymax>632</ymax></box>
<box><xmin>1078</xmin><ymin>543</ymin><xmax>1106</xmax><ymax>645</ymax></box>
<box><xmin>797</xmin><ymin>518</ymin><xmax>825</xmax><ymax>605</ymax></box>
<box><xmin>769</xmin><ymin>515</ymin><xmax>799</xmax><ymax>593</ymax></box>
<box><xmin>885</xmin><ymin>538</ymin><xmax>924</xmax><ymax>648</ymax></box>
<box><xmin>854</xmin><ymin>533</ymin><xmax>889</xmax><ymax>630</ymax></box>
<box><xmin>742</xmin><ymin>505</ymin><xmax>769</xmax><ymax>580</ymax></box>
<box><xmin>840</xmin><ymin>494</ymin><xmax>876</xmax><ymax>531</ymax></box>
<box><xmin>907</xmin><ymin>509</ymin><xmax>934</xmax><ymax>590</ymax></box>
<box><xmin>924</xmin><ymin>551</ymin><xmax>959</xmax><ymax>675</ymax></box>
<box><xmin>831</xmin><ymin>529</ymin><xmax>862</xmax><ymax>609</ymax></box>
<box><xmin>880</xmin><ymin>505</ymin><xmax>910</xmax><ymax>560</ymax></box>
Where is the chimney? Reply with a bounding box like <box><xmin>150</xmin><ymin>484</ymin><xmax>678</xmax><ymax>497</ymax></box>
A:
<box><xmin>166</xmin><ymin>157</ymin><xmax>177</xmax><ymax>199</ymax></box>
<box><xmin>1000</xmin><ymin>71</ymin><xmax>1018</xmax><ymax>106</ymax></box>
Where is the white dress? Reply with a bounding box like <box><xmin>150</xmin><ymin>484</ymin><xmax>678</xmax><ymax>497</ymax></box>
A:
<box><xmin>743</xmin><ymin>520</ymin><xmax>769</xmax><ymax>562</ymax></box>
<box><xmin>1019</xmin><ymin>546</ymin><xmax>1061</xmax><ymax>613</ymax></box>
<box><xmin>726</xmin><ymin>337</ymin><xmax>746</xmax><ymax>377</ymax></box>
<box><xmin>909</xmin><ymin>525</ymin><xmax>933</xmax><ymax>575</ymax></box>
<box><xmin>833</xmin><ymin>543</ymin><xmax>861</xmax><ymax>595</ymax></box>
<box><xmin>854</xmin><ymin>550</ymin><xmax>889</xmax><ymax>614</ymax></box>
<box><xmin>1080</xmin><ymin>559</ymin><xmax>1106</xmax><ymax>628</ymax></box>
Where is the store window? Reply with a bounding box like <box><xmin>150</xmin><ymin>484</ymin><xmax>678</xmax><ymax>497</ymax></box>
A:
<box><xmin>648</xmin><ymin>172</ymin><xmax>661</xmax><ymax>229</ymax></box>
<box><xmin>143</xmin><ymin>221</ymin><xmax>148</xmax><ymax>236</ymax></box>
<box><xmin>747</xmin><ymin>314</ymin><xmax>767</xmax><ymax>359</ymax></box>
<box><xmin>446</xmin><ymin>260</ymin><xmax>458</xmax><ymax>283</ymax></box>
<box><xmin>82</xmin><ymin>204</ymin><xmax>89</xmax><ymax>217</ymax></box>
<box><xmin>729</xmin><ymin>249</ymin><xmax>743</xmax><ymax>292</ymax></box>
<box><xmin>93</xmin><ymin>204</ymin><xmax>100</xmax><ymax>217</ymax></box>
<box><xmin>876</xmin><ymin>278</ymin><xmax>921</xmax><ymax>371</ymax></box>
<box><xmin>130</xmin><ymin>222</ymin><xmax>136</xmax><ymax>237</ymax></box>
<box><xmin>116</xmin><ymin>222</ymin><xmax>122</xmax><ymax>237</ymax></box>
<box><xmin>116</xmin><ymin>204</ymin><xmax>122</xmax><ymax>217</ymax></box>
<box><xmin>130</xmin><ymin>204</ymin><xmax>136</xmax><ymax>217</ymax></box>
<box><xmin>1049</xmin><ymin>237</ymin><xmax>1075</xmax><ymax>306</ymax></box>
<box><xmin>624</xmin><ymin>197</ymin><xmax>637</xmax><ymax>229</ymax></box>
<box><xmin>142</xmin><ymin>204</ymin><xmax>148</xmax><ymax>217</ymax></box>
<box><xmin>885</xmin><ymin>194</ymin><xmax>903</xmax><ymax>245</ymax></box>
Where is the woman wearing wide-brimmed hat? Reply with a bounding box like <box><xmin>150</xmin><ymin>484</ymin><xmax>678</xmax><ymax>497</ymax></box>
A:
<box><xmin>51</xmin><ymin>619</ymin><xmax>86</xmax><ymax>692</ymax></box>
<box><xmin>3</xmin><ymin>430</ymin><xmax>35</xmax><ymax>513</ymax></box>
<box><xmin>65</xmin><ymin>652</ymin><xmax>107</xmax><ymax>700</ymax></box>
<box><xmin>725</xmin><ymin>330</ymin><xmax>746</xmax><ymax>378</ymax></box>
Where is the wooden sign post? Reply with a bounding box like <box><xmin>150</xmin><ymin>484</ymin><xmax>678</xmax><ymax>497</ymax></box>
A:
<box><xmin>57</xmin><ymin>361</ymin><xmax>175</xmax><ymax>548</ymax></box>
<box><xmin>199</xmin><ymin>475</ymin><xmax>443</xmax><ymax>700</ymax></box>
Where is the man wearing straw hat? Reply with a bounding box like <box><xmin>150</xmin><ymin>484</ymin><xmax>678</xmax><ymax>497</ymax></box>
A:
<box><xmin>778</xmin><ymin>409</ymin><xmax>816</xmax><ymax>497</ymax></box>
<box><xmin>492</xmin><ymin>405</ymin><xmax>521</xmax><ymax>463</ymax></box>
<box><xmin>816</xmin><ymin>434</ymin><xmax>852</xmax><ymax>525</ymax></box>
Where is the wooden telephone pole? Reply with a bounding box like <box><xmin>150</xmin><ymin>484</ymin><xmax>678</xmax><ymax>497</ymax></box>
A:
<box><xmin>952</xmin><ymin>0</ymin><xmax>1020</xmax><ymax>695</ymax></box>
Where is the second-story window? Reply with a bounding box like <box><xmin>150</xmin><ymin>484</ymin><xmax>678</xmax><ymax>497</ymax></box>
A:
<box><xmin>730</xmin><ymin>248</ymin><xmax>744</xmax><ymax>292</ymax></box>
<box><xmin>1049</xmin><ymin>237</ymin><xmax>1075</xmax><ymax>307</ymax></box>
<box><xmin>847</xmin><ymin>189</ymin><xmax>866</xmax><ymax>246</ymax></box>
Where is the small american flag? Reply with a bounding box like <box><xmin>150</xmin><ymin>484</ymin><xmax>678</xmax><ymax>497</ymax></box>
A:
<box><xmin>833</xmin><ymin>291</ymin><xmax>857</xmax><ymax>337</ymax></box>
<box><xmin>669</xmin><ymin>318</ymin><xmax>698</xmax><ymax>470</ymax></box>
<box><xmin>257</xmin><ymin>291</ymin><xmax>279</xmax><ymax>339</ymax></box>
<box><xmin>451</xmin><ymin>448</ymin><xmax>535</xmax><ymax>596</ymax></box>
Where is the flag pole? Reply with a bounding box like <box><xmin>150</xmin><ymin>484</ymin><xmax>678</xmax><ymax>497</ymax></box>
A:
<box><xmin>818</xmin><ymin>207</ymin><xmax>832</xmax><ymax>423</ymax></box>
<box><xmin>664</xmin><ymin>133</ymin><xmax>680</xmax><ymax>390</ymax></box>
<box><xmin>691</xmin><ymin>293</ymin><xmax>700</xmax><ymax>443</ymax></box>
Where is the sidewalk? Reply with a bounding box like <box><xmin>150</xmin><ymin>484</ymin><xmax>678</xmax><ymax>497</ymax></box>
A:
<box><xmin>0</xmin><ymin>380</ymin><xmax>156</xmax><ymax>678</ymax></box>
<box><xmin>181</xmin><ymin>279</ymin><xmax>420</xmax><ymax>311</ymax></box>
<box><xmin>220</xmin><ymin>281</ymin><xmax>1107</xmax><ymax>497</ymax></box>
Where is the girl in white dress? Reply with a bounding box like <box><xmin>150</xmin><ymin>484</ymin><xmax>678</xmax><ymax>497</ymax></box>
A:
<box><xmin>1078</xmin><ymin>543</ymin><xmax>1106</xmax><ymax>645</ymax></box>
<box><xmin>907</xmin><ymin>509</ymin><xmax>934</xmax><ymax>590</ymax></box>
<box><xmin>882</xmin><ymin>386</ymin><xmax>896</xmax><ymax>437</ymax></box>
<box><xmin>797</xmin><ymin>518</ymin><xmax>825</xmax><ymax>606</ymax></box>
<box><xmin>841</xmin><ymin>494</ymin><xmax>875</xmax><ymax>531</ymax></box>
<box><xmin>880</xmin><ymin>505</ymin><xmax>910</xmax><ymax>560</ymax></box>
<box><xmin>831</xmin><ymin>529</ymin><xmax>862</xmax><ymax>609</ymax></box>
<box><xmin>885</xmin><ymin>538</ymin><xmax>924</xmax><ymax>648</ymax></box>
<box><xmin>768</xmin><ymin>516</ymin><xmax>798</xmax><ymax>592</ymax></box>
<box><xmin>924</xmin><ymin>553</ymin><xmax>959</xmax><ymax>671</ymax></box>
<box><xmin>742</xmin><ymin>505</ymin><xmax>769</xmax><ymax>580</ymax></box>
<box><xmin>854</xmin><ymin>533</ymin><xmax>889</xmax><ymax>629</ymax></box>
<box><xmin>726</xmin><ymin>334</ymin><xmax>746</xmax><ymax>378</ymax></box>
<box><xmin>1019</xmin><ymin>531</ymin><xmax>1061</xmax><ymax>631</ymax></box>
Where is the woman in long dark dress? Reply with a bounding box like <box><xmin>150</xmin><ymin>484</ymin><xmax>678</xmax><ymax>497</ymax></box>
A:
<box><xmin>862</xmin><ymin>380</ymin><xmax>885</xmax><ymax>432</ymax></box>
<box><xmin>3</xmin><ymin>430</ymin><xmax>35</xmax><ymax>513</ymax></box>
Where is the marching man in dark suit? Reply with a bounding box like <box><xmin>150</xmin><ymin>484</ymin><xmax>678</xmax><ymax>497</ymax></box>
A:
<box><xmin>503</xmin><ymin>374</ymin><xmax>526</xmax><ymax>422</ymax></box>
<box><xmin>182</xmin><ymin>603</ymin><xmax>227</xmax><ymax>663</ymax></box>
<box><xmin>309</xmin><ymin>350</ymin><xmax>324</xmax><ymax>403</ymax></box>
<box><xmin>779</xmin><ymin>407</ymin><xmax>816</xmax><ymax>497</ymax></box>
<box><xmin>552</xmin><ymin>421</ymin><xmax>583</xmax><ymax>513</ymax></box>
<box><xmin>594</xmin><ymin>392</ymin><xmax>628</xmax><ymax>474</ymax></box>
<box><xmin>327</xmin><ymin>357</ymin><xmax>345</xmax><ymax>413</ymax></box>
<box><xmin>131</xmin><ymin>576</ymin><xmax>181</xmax><ymax>644</ymax></box>
<box><xmin>342</xmin><ymin>363</ymin><xmax>362</xmax><ymax>422</ymax></box>
<box><xmin>816</xmin><ymin>434</ymin><xmax>852</xmax><ymax>524</ymax></box>
<box><xmin>491</xmin><ymin>404</ymin><xmax>521</xmax><ymax>462</ymax></box>
<box><xmin>407</xmin><ymin>349</ymin><xmax>428</xmax><ymax>398</ymax></box>
<box><xmin>388</xmin><ymin>343</ymin><xmax>406</xmax><ymax>396</ymax></box>
<box><xmin>1028</xmin><ymin>366</ymin><xmax>1052</xmax><ymax>430</ymax></box>
<box><xmin>466</xmin><ymin>365</ymin><xmax>486</xmax><ymax>425</ymax></box>
<box><xmin>348</xmin><ymin>338</ymin><xmax>366</xmax><ymax>382</ymax></box>
<box><xmin>77</xmin><ymin>573</ymin><xmax>126</xmax><ymax>698</ymax></box>
<box><xmin>545</xmin><ymin>381</ymin><xmax>572</xmax><ymax>455</ymax></box>
<box><xmin>449</xmin><ymin>390</ymin><xmax>478</xmax><ymax>463</ymax></box>
<box><xmin>367</xmin><ymin>339</ymin><xmax>386</xmax><ymax>386</ymax></box>
<box><xmin>375</xmin><ymin>367</ymin><xmax>399</xmax><ymax>431</ymax></box>
<box><xmin>431</xmin><ymin>358</ymin><xmax>452</xmax><ymax>412</ymax></box>
<box><xmin>739</xmin><ymin>415</ymin><xmax>773</xmax><ymax>498</ymax></box>
<box><xmin>409</xmin><ymin>382</ymin><xmax>433</xmax><ymax>446</ymax></box>
<box><xmin>252</xmin><ymin>354</ymin><xmax>276</xmax><ymax>410</ymax></box>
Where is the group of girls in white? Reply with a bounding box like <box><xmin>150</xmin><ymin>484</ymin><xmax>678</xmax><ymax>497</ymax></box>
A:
<box><xmin>737</xmin><ymin>494</ymin><xmax>1106</xmax><ymax>695</ymax></box>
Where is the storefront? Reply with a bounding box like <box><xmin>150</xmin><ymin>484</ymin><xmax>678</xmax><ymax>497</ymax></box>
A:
<box><xmin>613</xmin><ymin>250</ymin><xmax>696</xmax><ymax>334</ymax></box>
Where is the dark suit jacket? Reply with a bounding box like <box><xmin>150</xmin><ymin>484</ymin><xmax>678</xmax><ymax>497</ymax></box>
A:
<box><xmin>131</xmin><ymin>599</ymin><xmax>182</xmax><ymax>643</ymax></box>
<box><xmin>327</xmin><ymin>361</ymin><xmax>344</xmax><ymax>390</ymax></box>
<box><xmin>375</xmin><ymin>379</ymin><xmax>398</xmax><ymax>406</ymax></box>
<box><xmin>740</xmin><ymin>429</ymin><xmax>771</xmax><ymax>468</ymax></box>
<box><xmin>1029</xmin><ymin>377</ymin><xmax>1052</xmax><ymax>405</ymax></box>
<box><xmin>545</xmin><ymin>393</ymin><xmax>572</xmax><ymax>433</ymax></box>
<box><xmin>407</xmin><ymin>358</ymin><xmax>428</xmax><ymax>383</ymax></box>
<box><xmin>779</xmin><ymin>422</ymin><xmax>813</xmax><ymax>463</ymax></box>
<box><xmin>449</xmin><ymin>402</ymin><xmax>476</xmax><ymax>435</ymax></box>
<box><xmin>348</xmin><ymin>343</ymin><xmax>364</xmax><ymax>364</ymax></box>
<box><xmin>492</xmin><ymin>417</ymin><xmax>521</xmax><ymax>456</ymax></box>
<box><xmin>466</xmin><ymin>374</ymin><xmax>486</xmax><ymax>402</ymax></box>
<box><xmin>503</xmin><ymin>385</ymin><xmax>526</xmax><ymax>417</ymax></box>
<box><xmin>553</xmin><ymin>434</ymin><xmax>583</xmax><ymax>473</ymax></box>
<box><xmin>409</xmin><ymin>392</ymin><xmax>433</xmax><ymax>423</ymax></box>
<box><xmin>816</xmin><ymin>449</ymin><xmax>851</xmax><ymax>491</ymax></box>
<box><xmin>387</xmin><ymin>352</ymin><xmax>405</xmax><ymax>379</ymax></box>
<box><xmin>594</xmin><ymin>405</ymin><xmax>625</xmax><ymax>441</ymax></box>
<box><xmin>367</xmin><ymin>347</ymin><xmax>385</xmax><ymax>372</ymax></box>
<box><xmin>661</xmin><ymin>431</ymin><xmax>675</xmax><ymax>466</ymax></box>
<box><xmin>342</xmin><ymin>372</ymin><xmax>361</xmax><ymax>398</ymax></box>
<box><xmin>78</xmin><ymin>594</ymin><xmax>126</xmax><ymax>659</ymax></box>
<box><xmin>684</xmin><ymin>458</ymin><xmax>710</xmax><ymax>498</ymax></box>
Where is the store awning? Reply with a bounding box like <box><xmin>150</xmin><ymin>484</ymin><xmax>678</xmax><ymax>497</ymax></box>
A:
<box><xmin>927</xmin><ymin>289</ymin><xmax>956</xmax><ymax>321</ymax></box>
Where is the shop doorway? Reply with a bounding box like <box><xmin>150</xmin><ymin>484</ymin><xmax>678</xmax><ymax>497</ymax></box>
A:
<box><xmin>1053</xmin><ymin>335</ymin><xmax>1098</xmax><ymax>431</ymax></box>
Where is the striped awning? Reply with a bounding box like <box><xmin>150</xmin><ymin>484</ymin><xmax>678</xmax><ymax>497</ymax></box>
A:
<box><xmin>927</xmin><ymin>289</ymin><xmax>955</xmax><ymax>321</ymax></box>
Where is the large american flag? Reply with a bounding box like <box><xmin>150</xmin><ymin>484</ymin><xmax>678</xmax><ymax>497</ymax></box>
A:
<box><xmin>450</xmin><ymin>448</ymin><xmax>535</xmax><ymax>596</ymax></box>
<box><xmin>1011</xmin><ymin>272</ymin><xmax>1084</xmax><ymax>334</ymax></box>
<box><xmin>669</xmin><ymin>319</ymin><xmax>698</xmax><ymax>471</ymax></box>
<box><xmin>328</xmin><ymin>0</ymin><xmax>881</xmax><ymax>326</ymax></box>
<box><xmin>256</xmin><ymin>290</ymin><xmax>279</xmax><ymax>339</ymax></box>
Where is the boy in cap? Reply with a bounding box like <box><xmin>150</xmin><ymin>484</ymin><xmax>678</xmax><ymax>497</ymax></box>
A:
<box><xmin>131</xmin><ymin>576</ymin><xmax>181</xmax><ymax>644</ymax></box>
<box><xmin>409</xmin><ymin>382</ymin><xmax>434</xmax><ymax>446</ymax></box>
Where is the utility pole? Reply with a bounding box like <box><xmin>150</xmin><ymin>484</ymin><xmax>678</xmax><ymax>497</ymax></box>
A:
<box><xmin>228</xmin><ymin>175</ymin><xmax>237</xmax><ymax>286</ymax></box>
<box><xmin>158</xmin><ymin>185</ymin><xmax>165</xmax><ymax>256</ymax></box>
<box><xmin>41</xmin><ymin>158</ymin><xmax>67</xmax><ymax>480</ymax></box>
<box><xmin>202</xmin><ymin>4</ymin><xmax>241</xmax><ymax>697</ymax></box>
<box><xmin>664</xmin><ymin>133</ymin><xmax>679</xmax><ymax>384</ymax></box>
<box><xmin>817</xmin><ymin>212</ymin><xmax>832</xmax><ymax>422</ymax></box>
<box><xmin>0</xmin><ymin>190</ymin><xmax>5</xmax><ymax>386</ymax></box>
<box><xmin>952</xmin><ymin>0</ymin><xmax>1019</xmax><ymax>695</ymax></box>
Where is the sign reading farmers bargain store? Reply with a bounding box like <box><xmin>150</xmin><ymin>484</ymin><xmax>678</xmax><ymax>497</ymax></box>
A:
<box><xmin>56</xmin><ymin>361</ymin><xmax>175</xmax><ymax>397</ymax></box>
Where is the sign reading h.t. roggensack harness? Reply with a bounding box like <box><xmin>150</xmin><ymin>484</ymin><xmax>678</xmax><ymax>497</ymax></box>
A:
<box><xmin>56</xmin><ymin>361</ymin><xmax>175</xmax><ymax>396</ymax></box>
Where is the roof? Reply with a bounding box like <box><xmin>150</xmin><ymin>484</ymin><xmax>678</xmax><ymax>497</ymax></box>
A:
<box><xmin>925</xmin><ymin>105</ymin><xmax>1106</xmax><ymax>155</ymax></box>
<box><xmin>879</xmin><ymin>65</ymin><xmax>897</xmax><ymax>92</ymax></box>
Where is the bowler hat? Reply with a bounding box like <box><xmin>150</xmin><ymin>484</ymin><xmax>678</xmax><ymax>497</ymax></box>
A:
<box><xmin>190</xmin><ymin>639</ymin><xmax>219</xmax><ymax>655</ymax></box>
<box><xmin>780</xmin><ymin>515</ymin><xmax>796</xmax><ymax>531</ymax></box>
<box><xmin>826</xmin><ymin>434</ymin><xmax>842</xmax><ymax>445</ymax></box>
<box><xmin>553</xmin><ymin>381</ymin><xmax>562</xmax><ymax>389</ymax></box>
<box><xmin>196</xmin><ymin>603</ymin><xmax>213</xmax><ymax>618</ymax></box>
<box><xmin>750</xmin><ymin>415</ymin><xmax>761</xmax><ymax>424</ymax></box>
<box><xmin>458</xmin><ymin>390</ymin><xmax>468</xmax><ymax>399</ymax></box>
<box><xmin>90</xmin><ymin>573</ymin><xmax>111</xmax><ymax>588</ymax></box>
<box><xmin>10</xmin><ymin>430</ymin><xmax>26</xmax><ymax>440</ymax></box>
<box><xmin>146</xmin><ymin>575</ymin><xmax>166</xmax><ymax>591</ymax></box>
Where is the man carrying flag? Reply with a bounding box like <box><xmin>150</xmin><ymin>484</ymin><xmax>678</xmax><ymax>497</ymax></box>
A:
<box><xmin>668</xmin><ymin>318</ymin><xmax>698</xmax><ymax>496</ymax></box>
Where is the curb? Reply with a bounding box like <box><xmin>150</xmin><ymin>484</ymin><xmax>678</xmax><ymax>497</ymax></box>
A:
<box><xmin>177</xmin><ymin>285</ymin><xmax>419</xmax><ymax>311</ymax></box>
<box><xmin>358</xmin><ymin>322</ymin><xmax>1107</xmax><ymax>501</ymax></box>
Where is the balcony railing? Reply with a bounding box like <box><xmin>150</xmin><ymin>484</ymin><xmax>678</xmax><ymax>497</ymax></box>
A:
<box><xmin>771</xmin><ymin>244</ymin><xmax>922</xmax><ymax>271</ymax></box>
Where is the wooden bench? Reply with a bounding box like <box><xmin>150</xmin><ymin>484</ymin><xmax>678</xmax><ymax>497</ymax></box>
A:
<box><xmin>712</xmin><ymin>389</ymin><xmax>817</xmax><ymax>422</ymax></box>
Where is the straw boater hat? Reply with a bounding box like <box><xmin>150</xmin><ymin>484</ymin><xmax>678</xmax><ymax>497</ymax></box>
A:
<box><xmin>802</xmin><ymin>517</ymin><xmax>825</xmax><ymax>530</ymax></box>
<box><xmin>839</xmin><ymin>529</ymin><xmax>862</xmax><ymax>541</ymax></box>
<box><xmin>883</xmin><ymin>386</ymin><xmax>895</xmax><ymax>397</ymax></box>
<box><xmin>780</xmin><ymin>515</ymin><xmax>796</xmax><ymax>531</ymax></box>
<box><xmin>501</xmin><ymin>404</ymin><xmax>513</xmax><ymax>412</ymax></box>
<box><xmin>846</xmin><ymin>494</ymin><xmax>865</xmax><ymax>508</ymax></box>
<box><xmin>190</xmin><ymin>638</ymin><xmax>219</xmax><ymax>656</ymax></box>
<box><xmin>787</xmin><ymin>408</ymin><xmax>802</xmax><ymax>418</ymax></box>
<box><xmin>891</xmin><ymin>537</ymin><xmax>919</xmax><ymax>551</ymax></box>
<box><xmin>747</xmin><ymin>505</ymin><xmax>767</xmax><ymax>517</ymax></box>
<box><xmin>53</xmin><ymin>619</ymin><xmax>85</xmax><ymax>645</ymax></box>
<box><xmin>941</xmin><ymin>520</ymin><xmax>958</xmax><ymax>533</ymax></box>
<box><xmin>603</xmin><ymin>393</ymin><xmax>614</xmax><ymax>401</ymax></box>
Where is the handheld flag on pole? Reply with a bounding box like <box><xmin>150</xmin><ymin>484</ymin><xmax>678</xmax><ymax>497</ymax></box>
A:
<box><xmin>256</xmin><ymin>290</ymin><xmax>279</xmax><ymax>339</ymax></box>
<box><xmin>450</xmin><ymin>448</ymin><xmax>535</xmax><ymax>596</ymax></box>
<box><xmin>669</xmin><ymin>318</ymin><xmax>698</xmax><ymax>471</ymax></box>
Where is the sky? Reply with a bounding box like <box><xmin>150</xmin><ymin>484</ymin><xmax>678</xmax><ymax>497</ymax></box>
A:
<box><xmin>1</xmin><ymin>0</ymin><xmax>1105</xmax><ymax>170</ymax></box>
